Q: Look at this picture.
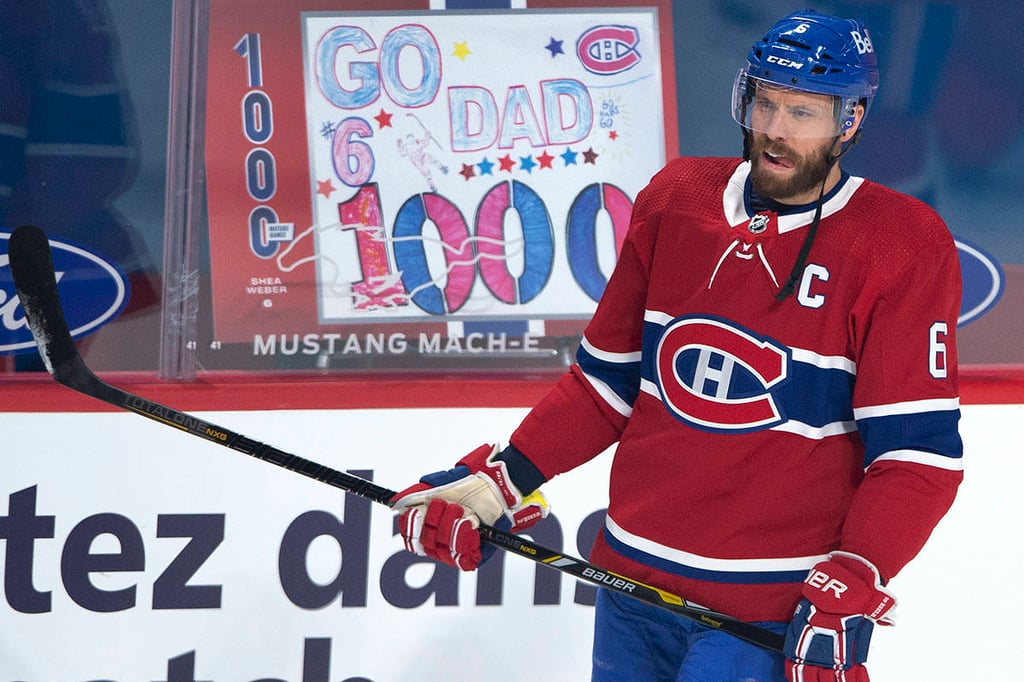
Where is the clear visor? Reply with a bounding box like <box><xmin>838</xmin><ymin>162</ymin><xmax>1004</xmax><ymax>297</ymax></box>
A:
<box><xmin>731</xmin><ymin>70</ymin><xmax>862</xmax><ymax>139</ymax></box>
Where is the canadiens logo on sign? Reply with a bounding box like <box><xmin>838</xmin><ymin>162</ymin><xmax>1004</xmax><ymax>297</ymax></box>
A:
<box><xmin>655</xmin><ymin>316</ymin><xmax>790</xmax><ymax>433</ymax></box>
<box><xmin>576</xmin><ymin>25</ymin><xmax>642</xmax><ymax>75</ymax></box>
<box><xmin>0</xmin><ymin>231</ymin><xmax>129</xmax><ymax>356</ymax></box>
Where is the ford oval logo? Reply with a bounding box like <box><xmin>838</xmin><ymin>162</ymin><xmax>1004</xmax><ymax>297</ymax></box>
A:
<box><xmin>956</xmin><ymin>237</ymin><xmax>1003</xmax><ymax>327</ymax></box>
<box><xmin>0</xmin><ymin>230</ymin><xmax>130</xmax><ymax>355</ymax></box>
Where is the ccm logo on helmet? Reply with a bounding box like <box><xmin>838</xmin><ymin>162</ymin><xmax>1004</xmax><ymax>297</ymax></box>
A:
<box><xmin>766</xmin><ymin>55</ymin><xmax>804</xmax><ymax>69</ymax></box>
<box><xmin>576</xmin><ymin>25</ymin><xmax>642</xmax><ymax>75</ymax></box>
<box><xmin>655</xmin><ymin>316</ymin><xmax>790</xmax><ymax>433</ymax></box>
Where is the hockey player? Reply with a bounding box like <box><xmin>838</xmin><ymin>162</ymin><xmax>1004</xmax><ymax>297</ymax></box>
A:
<box><xmin>393</xmin><ymin>10</ymin><xmax>963</xmax><ymax>682</ymax></box>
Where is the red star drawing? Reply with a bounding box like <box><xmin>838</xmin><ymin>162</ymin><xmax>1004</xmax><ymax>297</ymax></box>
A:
<box><xmin>537</xmin><ymin>150</ymin><xmax>554</xmax><ymax>169</ymax></box>
<box><xmin>374</xmin><ymin>109</ymin><xmax>393</xmax><ymax>128</ymax></box>
<box><xmin>498</xmin><ymin>154</ymin><xmax>516</xmax><ymax>172</ymax></box>
<box><xmin>317</xmin><ymin>179</ymin><xmax>335</xmax><ymax>198</ymax></box>
<box><xmin>583</xmin><ymin>147</ymin><xmax>599</xmax><ymax>164</ymax></box>
<box><xmin>459</xmin><ymin>163</ymin><xmax>476</xmax><ymax>180</ymax></box>
<box><xmin>608</xmin><ymin>130</ymin><xmax>618</xmax><ymax>141</ymax></box>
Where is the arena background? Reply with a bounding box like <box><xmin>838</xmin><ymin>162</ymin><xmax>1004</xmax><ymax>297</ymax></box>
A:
<box><xmin>1</xmin><ymin>1</ymin><xmax>1021</xmax><ymax>680</ymax></box>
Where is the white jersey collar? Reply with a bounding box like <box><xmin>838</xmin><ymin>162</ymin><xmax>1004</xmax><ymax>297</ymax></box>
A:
<box><xmin>723</xmin><ymin>161</ymin><xmax>864</xmax><ymax>234</ymax></box>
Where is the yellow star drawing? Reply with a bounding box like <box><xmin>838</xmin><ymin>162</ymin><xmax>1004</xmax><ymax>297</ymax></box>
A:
<box><xmin>452</xmin><ymin>41</ymin><xmax>471</xmax><ymax>61</ymax></box>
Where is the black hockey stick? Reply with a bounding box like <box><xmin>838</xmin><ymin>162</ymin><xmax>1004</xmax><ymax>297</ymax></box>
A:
<box><xmin>7</xmin><ymin>224</ymin><xmax>785</xmax><ymax>653</ymax></box>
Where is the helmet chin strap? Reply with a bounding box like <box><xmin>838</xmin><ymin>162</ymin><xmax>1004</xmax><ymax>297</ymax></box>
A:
<box><xmin>773</xmin><ymin>129</ymin><xmax>862</xmax><ymax>301</ymax></box>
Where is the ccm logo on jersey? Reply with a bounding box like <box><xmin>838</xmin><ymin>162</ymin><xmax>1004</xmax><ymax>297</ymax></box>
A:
<box><xmin>655</xmin><ymin>316</ymin><xmax>790</xmax><ymax>433</ymax></box>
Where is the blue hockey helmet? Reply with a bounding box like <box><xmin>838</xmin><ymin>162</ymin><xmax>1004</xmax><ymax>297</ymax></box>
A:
<box><xmin>732</xmin><ymin>9</ymin><xmax>880</xmax><ymax>137</ymax></box>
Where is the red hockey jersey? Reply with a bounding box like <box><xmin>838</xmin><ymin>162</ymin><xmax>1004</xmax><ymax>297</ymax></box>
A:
<box><xmin>510</xmin><ymin>157</ymin><xmax>963</xmax><ymax>623</ymax></box>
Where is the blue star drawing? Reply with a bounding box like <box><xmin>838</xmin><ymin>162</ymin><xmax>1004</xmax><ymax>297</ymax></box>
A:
<box><xmin>519</xmin><ymin>155</ymin><xmax>538</xmax><ymax>173</ymax></box>
<box><xmin>545</xmin><ymin>37</ymin><xmax>564</xmax><ymax>57</ymax></box>
<box><xmin>560</xmin><ymin>147</ymin><xmax>578</xmax><ymax>166</ymax></box>
<box><xmin>478</xmin><ymin>157</ymin><xmax>495</xmax><ymax>175</ymax></box>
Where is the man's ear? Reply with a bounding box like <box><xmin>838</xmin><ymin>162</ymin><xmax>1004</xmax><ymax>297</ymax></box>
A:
<box><xmin>841</xmin><ymin>103</ymin><xmax>867</xmax><ymax>142</ymax></box>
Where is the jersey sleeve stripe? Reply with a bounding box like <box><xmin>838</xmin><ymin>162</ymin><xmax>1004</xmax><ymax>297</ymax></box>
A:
<box><xmin>576</xmin><ymin>337</ymin><xmax>642</xmax><ymax>417</ymax></box>
<box><xmin>869</xmin><ymin>449</ymin><xmax>965</xmax><ymax>471</ymax></box>
<box><xmin>853</xmin><ymin>396</ymin><xmax>960</xmax><ymax>419</ymax></box>
<box><xmin>581</xmin><ymin>371</ymin><xmax>634</xmax><ymax>418</ymax></box>
<box><xmin>857</xmin><ymin>408</ymin><xmax>963</xmax><ymax>467</ymax></box>
<box><xmin>579</xmin><ymin>336</ymin><xmax>642</xmax><ymax>363</ymax></box>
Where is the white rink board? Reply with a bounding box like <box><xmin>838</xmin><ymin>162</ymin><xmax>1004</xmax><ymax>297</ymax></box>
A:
<box><xmin>0</xmin><ymin>404</ymin><xmax>1020</xmax><ymax>681</ymax></box>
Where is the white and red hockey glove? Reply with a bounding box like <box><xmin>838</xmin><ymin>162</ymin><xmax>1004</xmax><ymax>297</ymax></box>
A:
<box><xmin>784</xmin><ymin>552</ymin><xmax>897</xmax><ymax>682</ymax></box>
<box><xmin>391</xmin><ymin>444</ymin><xmax>550</xmax><ymax>571</ymax></box>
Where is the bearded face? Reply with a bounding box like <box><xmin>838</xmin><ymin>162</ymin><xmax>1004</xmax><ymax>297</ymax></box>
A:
<box><xmin>741</xmin><ymin>83</ymin><xmax>858</xmax><ymax>204</ymax></box>
<box><xmin>748</xmin><ymin>133</ymin><xmax>836</xmax><ymax>204</ymax></box>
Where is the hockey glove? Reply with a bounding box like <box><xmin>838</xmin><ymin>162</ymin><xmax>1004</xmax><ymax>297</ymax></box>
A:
<box><xmin>784</xmin><ymin>552</ymin><xmax>897</xmax><ymax>682</ymax></box>
<box><xmin>391</xmin><ymin>444</ymin><xmax>550</xmax><ymax>571</ymax></box>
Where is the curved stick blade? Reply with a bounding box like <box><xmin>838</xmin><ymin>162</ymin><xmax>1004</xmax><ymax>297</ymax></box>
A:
<box><xmin>8</xmin><ymin>225</ymin><xmax>81</xmax><ymax>376</ymax></box>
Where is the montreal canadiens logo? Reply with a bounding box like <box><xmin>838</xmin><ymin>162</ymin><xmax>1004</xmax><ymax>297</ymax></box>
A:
<box><xmin>0</xmin><ymin>231</ymin><xmax>130</xmax><ymax>356</ymax></box>
<box><xmin>576</xmin><ymin>25</ymin><xmax>642</xmax><ymax>75</ymax></box>
<box><xmin>655</xmin><ymin>316</ymin><xmax>790</xmax><ymax>433</ymax></box>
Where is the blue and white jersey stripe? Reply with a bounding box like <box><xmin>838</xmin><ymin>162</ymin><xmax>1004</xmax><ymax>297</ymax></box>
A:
<box><xmin>576</xmin><ymin>335</ymin><xmax>642</xmax><ymax>418</ymax></box>
<box><xmin>856</xmin><ymin>397</ymin><xmax>963</xmax><ymax>470</ymax></box>
<box><xmin>638</xmin><ymin>312</ymin><xmax>859</xmax><ymax>436</ymax></box>
<box><xmin>577</xmin><ymin>310</ymin><xmax>963</xmax><ymax>473</ymax></box>
<box><xmin>604</xmin><ymin>515</ymin><xmax>826</xmax><ymax>585</ymax></box>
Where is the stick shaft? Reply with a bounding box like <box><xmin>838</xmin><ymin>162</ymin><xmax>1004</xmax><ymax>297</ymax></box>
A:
<box><xmin>74</xmin><ymin>365</ymin><xmax>784</xmax><ymax>651</ymax></box>
<box><xmin>7</xmin><ymin>224</ymin><xmax>785</xmax><ymax>653</ymax></box>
